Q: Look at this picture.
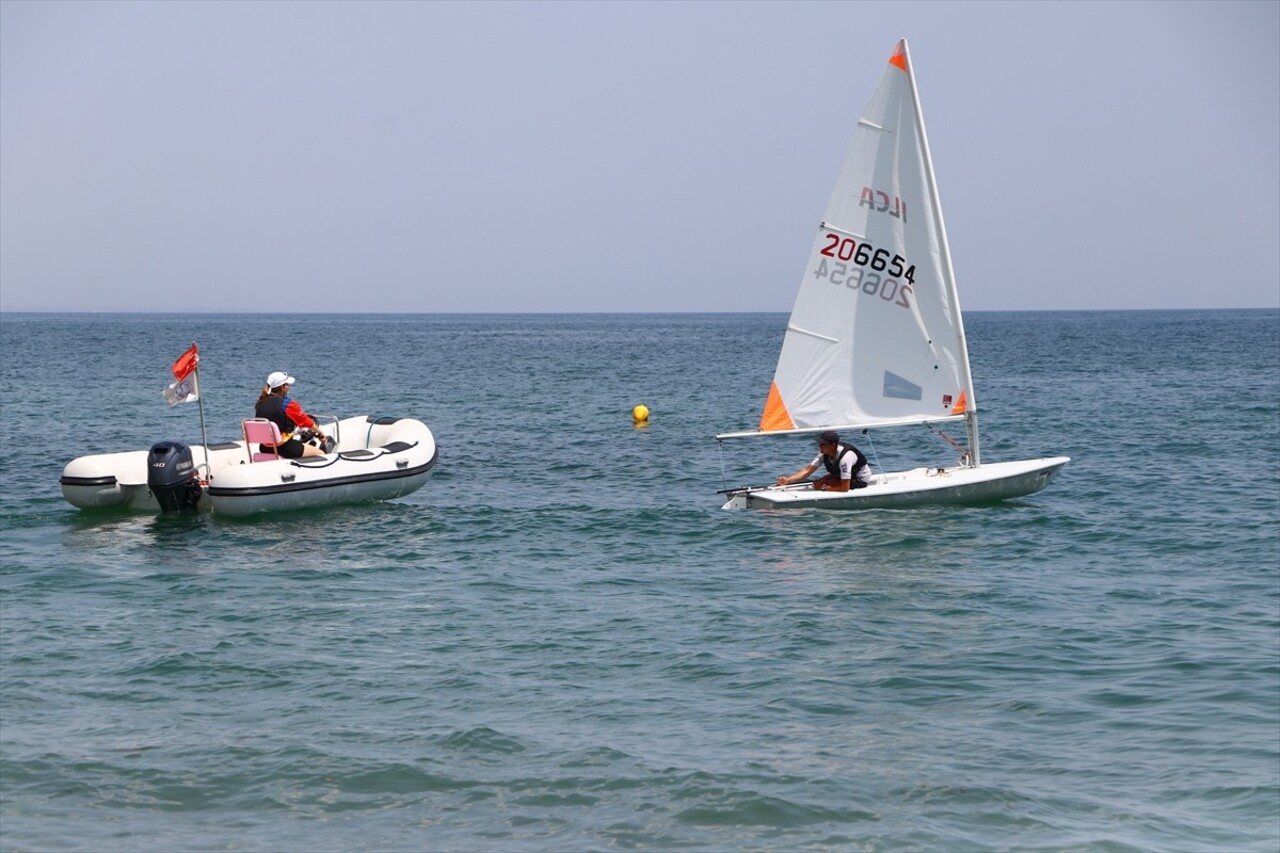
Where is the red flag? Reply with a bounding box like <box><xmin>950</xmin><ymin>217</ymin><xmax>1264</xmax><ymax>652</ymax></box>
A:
<box><xmin>171</xmin><ymin>344</ymin><xmax>198</xmax><ymax>381</ymax></box>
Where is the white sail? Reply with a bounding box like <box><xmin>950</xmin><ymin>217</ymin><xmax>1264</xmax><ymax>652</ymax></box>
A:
<box><xmin>718</xmin><ymin>39</ymin><xmax>1069</xmax><ymax>510</ymax></box>
<box><xmin>752</xmin><ymin>39</ymin><xmax>975</xmax><ymax>444</ymax></box>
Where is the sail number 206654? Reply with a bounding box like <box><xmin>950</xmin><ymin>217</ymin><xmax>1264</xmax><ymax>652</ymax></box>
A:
<box><xmin>813</xmin><ymin>233</ymin><xmax>916</xmax><ymax>309</ymax></box>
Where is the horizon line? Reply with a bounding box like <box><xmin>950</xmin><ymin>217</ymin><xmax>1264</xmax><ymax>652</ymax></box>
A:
<box><xmin>3</xmin><ymin>306</ymin><xmax>1278</xmax><ymax>317</ymax></box>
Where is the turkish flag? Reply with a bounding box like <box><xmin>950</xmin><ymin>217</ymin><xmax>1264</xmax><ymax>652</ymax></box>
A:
<box><xmin>171</xmin><ymin>344</ymin><xmax>198</xmax><ymax>381</ymax></box>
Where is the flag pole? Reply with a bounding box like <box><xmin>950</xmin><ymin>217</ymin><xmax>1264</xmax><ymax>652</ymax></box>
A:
<box><xmin>191</xmin><ymin>343</ymin><xmax>211</xmax><ymax>478</ymax></box>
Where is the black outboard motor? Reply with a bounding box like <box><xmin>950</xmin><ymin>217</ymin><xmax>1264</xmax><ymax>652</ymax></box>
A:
<box><xmin>147</xmin><ymin>441</ymin><xmax>202</xmax><ymax>512</ymax></box>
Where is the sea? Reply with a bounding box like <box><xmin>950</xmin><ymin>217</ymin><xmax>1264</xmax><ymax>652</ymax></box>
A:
<box><xmin>1</xmin><ymin>309</ymin><xmax>1277</xmax><ymax>852</ymax></box>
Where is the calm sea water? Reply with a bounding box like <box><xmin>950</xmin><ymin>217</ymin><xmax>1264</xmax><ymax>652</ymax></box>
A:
<box><xmin>1</xmin><ymin>310</ymin><xmax>1277</xmax><ymax>852</ymax></box>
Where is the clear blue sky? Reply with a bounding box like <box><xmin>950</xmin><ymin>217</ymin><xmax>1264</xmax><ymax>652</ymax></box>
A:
<box><xmin>1</xmin><ymin>0</ymin><xmax>1276</xmax><ymax>312</ymax></box>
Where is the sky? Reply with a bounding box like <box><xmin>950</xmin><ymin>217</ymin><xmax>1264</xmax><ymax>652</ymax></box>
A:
<box><xmin>1</xmin><ymin>0</ymin><xmax>1277</xmax><ymax>313</ymax></box>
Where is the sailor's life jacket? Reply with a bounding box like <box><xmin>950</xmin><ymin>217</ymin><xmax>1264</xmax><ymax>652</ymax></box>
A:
<box><xmin>254</xmin><ymin>395</ymin><xmax>295</xmax><ymax>443</ymax></box>
<box><xmin>823</xmin><ymin>442</ymin><xmax>868</xmax><ymax>482</ymax></box>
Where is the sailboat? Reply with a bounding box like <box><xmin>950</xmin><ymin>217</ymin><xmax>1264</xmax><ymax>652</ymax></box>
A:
<box><xmin>719</xmin><ymin>39</ymin><xmax>1068</xmax><ymax>510</ymax></box>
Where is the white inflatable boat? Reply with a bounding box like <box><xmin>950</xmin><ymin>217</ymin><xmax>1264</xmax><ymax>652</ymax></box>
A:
<box><xmin>59</xmin><ymin>415</ymin><xmax>437</xmax><ymax>516</ymax></box>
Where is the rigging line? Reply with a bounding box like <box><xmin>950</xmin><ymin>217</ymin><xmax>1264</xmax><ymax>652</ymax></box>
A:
<box><xmin>925</xmin><ymin>423</ymin><xmax>970</xmax><ymax>465</ymax></box>
<box><xmin>860</xmin><ymin>428</ymin><xmax>883</xmax><ymax>477</ymax></box>
<box><xmin>716</xmin><ymin>438</ymin><xmax>728</xmax><ymax>492</ymax></box>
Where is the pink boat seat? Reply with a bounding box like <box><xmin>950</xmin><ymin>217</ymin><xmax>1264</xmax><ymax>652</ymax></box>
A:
<box><xmin>242</xmin><ymin>418</ymin><xmax>284</xmax><ymax>463</ymax></box>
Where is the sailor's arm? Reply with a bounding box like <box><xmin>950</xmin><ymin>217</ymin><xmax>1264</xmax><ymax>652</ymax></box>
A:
<box><xmin>777</xmin><ymin>463</ymin><xmax>818</xmax><ymax>486</ymax></box>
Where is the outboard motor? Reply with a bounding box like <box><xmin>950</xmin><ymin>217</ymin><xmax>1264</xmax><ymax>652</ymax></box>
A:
<box><xmin>147</xmin><ymin>441</ymin><xmax>202</xmax><ymax>512</ymax></box>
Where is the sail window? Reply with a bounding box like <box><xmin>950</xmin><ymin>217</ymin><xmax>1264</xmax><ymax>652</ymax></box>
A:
<box><xmin>883</xmin><ymin>371</ymin><xmax>923</xmax><ymax>401</ymax></box>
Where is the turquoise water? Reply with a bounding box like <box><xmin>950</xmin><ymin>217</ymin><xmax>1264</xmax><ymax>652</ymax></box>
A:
<box><xmin>2</xmin><ymin>310</ymin><xmax>1277</xmax><ymax>852</ymax></box>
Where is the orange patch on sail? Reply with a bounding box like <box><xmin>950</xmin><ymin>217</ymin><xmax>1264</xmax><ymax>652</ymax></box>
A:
<box><xmin>889</xmin><ymin>43</ymin><xmax>908</xmax><ymax>72</ymax></box>
<box><xmin>949</xmin><ymin>390</ymin><xmax>967</xmax><ymax>415</ymax></box>
<box><xmin>759</xmin><ymin>381</ymin><xmax>796</xmax><ymax>431</ymax></box>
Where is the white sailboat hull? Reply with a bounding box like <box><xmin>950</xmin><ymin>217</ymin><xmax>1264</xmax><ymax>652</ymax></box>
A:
<box><xmin>59</xmin><ymin>415</ymin><xmax>437</xmax><ymax>516</ymax></box>
<box><xmin>722</xmin><ymin>456</ymin><xmax>1069</xmax><ymax>510</ymax></box>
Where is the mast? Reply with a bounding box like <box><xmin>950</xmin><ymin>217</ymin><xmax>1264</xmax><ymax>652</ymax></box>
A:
<box><xmin>898</xmin><ymin>39</ymin><xmax>980</xmax><ymax>466</ymax></box>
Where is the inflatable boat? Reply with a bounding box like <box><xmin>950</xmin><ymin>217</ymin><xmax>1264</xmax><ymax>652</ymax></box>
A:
<box><xmin>59</xmin><ymin>415</ymin><xmax>437</xmax><ymax>516</ymax></box>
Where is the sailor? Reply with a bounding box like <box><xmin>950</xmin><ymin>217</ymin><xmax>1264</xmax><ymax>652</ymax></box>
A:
<box><xmin>776</xmin><ymin>431</ymin><xmax>872</xmax><ymax>491</ymax></box>
<box><xmin>254</xmin><ymin>371</ymin><xmax>329</xmax><ymax>458</ymax></box>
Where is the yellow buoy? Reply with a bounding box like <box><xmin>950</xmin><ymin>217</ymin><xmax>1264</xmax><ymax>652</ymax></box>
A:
<box><xmin>632</xmin><ymin>404</ymin><xmax>650</xmax><ymax>424</ymax></box>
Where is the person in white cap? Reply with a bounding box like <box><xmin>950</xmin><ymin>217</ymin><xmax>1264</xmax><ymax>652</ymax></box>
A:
<box><xmin>253</xmin><ymin>371</ymin><xmax>328</xmax><ymax>458</ymax></box>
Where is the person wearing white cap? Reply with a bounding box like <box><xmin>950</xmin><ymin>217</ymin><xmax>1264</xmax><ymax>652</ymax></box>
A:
<box><xmin>253</xmin><ymin>371</ymin><xmax>328</xmax><ymax>458</ymax></box>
